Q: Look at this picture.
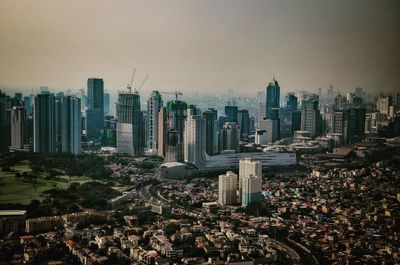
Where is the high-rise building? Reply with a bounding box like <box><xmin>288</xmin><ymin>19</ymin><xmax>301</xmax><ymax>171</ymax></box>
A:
<box><xmin>242</xmin><ymin>174</ymin><xmax>262</xmax><ymax>207</ymax></box>
<box><xmin>265</xmin><ymin>119</ymin><xmax>280</xmax><ymax>143</ymax></box>
<box><xmin>334</xmin><ymin>94</ymin><xmax>347</xmax><ymax>110</ymax></box>
<box><xmin>104</xmin><ymin>92</ymin><xmax>110</xmax><ymax>116</ymax></box>
<box><xmin>218</xmin><ymin>115</ymin><xmax>229</xmax><ymax>129</ymax></box>
<box><xmin>146</xmin><ymin>91</ymin><xmax>163</xmax><ymax>152</ymax></box>
<box><xmin>34</xmin><ymin>93</ymin><xmax>56</xmax><ymax>153</ymax></box>
<box><xmin>266</xmin><ymin>78</ymin><xmax>280</xmax><ymax>118</ymax></box>
<box><xmin>184</xmin><ymin>115</ymin><xmax>208</xmax><ymax>168</ymax></box>
<box><xmin>218</xmin><ymin>171</ymin><xmax>238</xmax><ymax>205</ymax></box>
<box><xmin>187</xmin><ymin>105</ymin><xmax>200</xmax><ymax>116</ymax></box>
<box><xmin>301</xmin><ymin>95</ymin><xmax>321</xmax><ymax>139</ymax></box>
<box><xmin>225</xmin><ymin>106</ymin><xmax>238</xmax><ymax>123</ymax></box>
<box><xmin>327</xmin><ymin>85</ymin><xmax>334</xmax><ymax>102</ymax></box>
<box><xmin>166</xmin><ymin>100</ymin><xmax>187</xmax><ymax>162</ymax></box>
<box><xmin>165</xmin><ymin>130</ymin><xmax>180</xmax><ymax>162</ymax></box>
<box><xmin>377</xmin><ymin>96</ymin><xmax>392</xmax><ymax>116</ymax></box>
<box><xmin>219</xmin><ymin>122</ymin><xmax>240</xmax><ymax>152</ymax></box>
<box><xmin>280</xmin><ymin>92</ymin><xmax>301</xmax><ymax>139</ymax></box>
<box><xmin>279</xmin><ymin>108</ymin><xmax>293</xmax><ymax>138</ymax></box>
<box><xmin>86</xmin><ymin>78</ymin><xmax>104</xmax><ymax>140</ymax></box>
<box><xmin>292</xmin><ymin>111</ymin><xmax>301</xmax><ymax>132</ymax></box>
<box><xmin>286</xmin><ymin>93</ymin><xmax>298</xmax><ymax>110</ymax></box>
<box><xmin>237</xmin><ymin>109</ymin><xmax>250</xmax><ymax>139</ymax></box>
<box><xmin>333</xmin><ymin>107</ymin><xmax>366</xmax><ymax>144</ymax></box>
<box><xmin>10</xmin><ymin>103</ymin><xmax>29</xmax><ymax>152</ymax></box>
<box><xmin>102</xmin><ymin>116</ymin><xmax>117</xmax><ymax>147</ymax></box>
<box><xmin>258</xmin><ymin>103</ymin><xmax>267</xmax><ymax>129</ymax></box>
<box><xmin>203</xmin><ymin>108</ymin><xmax>218</xmax><ymax>155</ymax></box>
<box><xmin>23</xmin><ymin>96</ymin><xmax>32</xmax><ymax>115</ymax></box>
<box><xmin>0</xmin><ymin>91</ymin><xmax>11</xmax><ymax>151</ymax></box>
<box><xmin>239</xmin><ymin>158</ymin><xmax>262</xmax><ymax>201</ymax></box>
<box><xmin>259</xmin><ymin>107</ymin><xmax>280</xmax><ymax>142</ymax></box>
<box><xmin>355</xmin><ymin>87</ymin><xmax>366</xmax><ymax>102</ymax></box>
<box><xmin>61</xmin><ymin>96</ymin><xmax>81</xmax><ymax>154</ymax></box>
<box><xmin>55</xmin><ymin>96</ymin><xmax>63</xmax><ymax>152</ymax></box>
<box><xmin>79</xmin><ymin>88</ymin><xmax>87</xmax><ymax>112</ymax></box>
<box><xmin>116</xmin><ymin>92</ymin><xmax>144</xmax><ymax>156</ymax></box>
<box><xmin>354</xmin><ymin>108</ymin><xmax>366</xmax><ymax>139</ymax></box>
<box><xmin>157</xmin><ymin>107</ymin><xmax>167</xmax><ymax>158</ymax></box>
<box><xmin>255</xmin><ymin>130</ymin><xmax>268</xmax><ymax>145</ymax></box>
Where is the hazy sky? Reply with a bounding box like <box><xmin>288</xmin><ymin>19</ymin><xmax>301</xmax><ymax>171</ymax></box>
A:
<box><xmin>0</xmin><ymin>0</ymin><xmax>399</xmax><ymax>96</ymax></box>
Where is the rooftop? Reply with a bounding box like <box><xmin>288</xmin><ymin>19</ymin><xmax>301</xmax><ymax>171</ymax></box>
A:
<box><xmin>161</xmin><ymin>162</ymin><xmax>186</xmax><ymax>168</ymax></box>
<box><xmin>0</xmin><ymin>210</ymin><xmax>27</xmax><ymax>216</ymax></box>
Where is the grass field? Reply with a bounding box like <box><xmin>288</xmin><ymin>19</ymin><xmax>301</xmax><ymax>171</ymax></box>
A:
<box><xmin>0</xmin><ymin>160</ymin><xmax>95</xmax><ymax>205</ymax></box>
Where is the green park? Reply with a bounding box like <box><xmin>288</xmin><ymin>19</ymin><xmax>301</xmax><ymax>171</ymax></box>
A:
<box><xmin>0</xmin><ymin>159</ymin><xmax>95</xmax><ymax>204</ymax></box>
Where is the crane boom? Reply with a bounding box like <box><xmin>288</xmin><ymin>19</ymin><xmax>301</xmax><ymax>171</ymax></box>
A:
<box><xmin>127</xmin><ymin>68</ymin><xmax>136</xmax><ymax>93</ymax></box>
<box><xmin>137</xmin><ymin>75</ymin><xmax>149</xmax><ymax>92</ymax></box>
<box><xmin>159</xmin><ymin>90</ymin><xmax>183</xmax><ymax>100</ymax></box>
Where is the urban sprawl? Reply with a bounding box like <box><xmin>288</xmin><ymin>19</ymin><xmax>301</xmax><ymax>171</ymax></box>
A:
<box><xmin>0</xmin><ymin>78</ymin><xmax>399</xmax><ymax>265</ymax></box>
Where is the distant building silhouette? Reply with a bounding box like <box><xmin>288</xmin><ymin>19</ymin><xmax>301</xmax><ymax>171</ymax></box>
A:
<box><xmin>86</xmin><ymin>78</ymin><xmax>104</xmax><ymax>140</ymax></box>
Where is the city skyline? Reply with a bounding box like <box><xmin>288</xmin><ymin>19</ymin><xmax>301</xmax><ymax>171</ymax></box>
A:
<box><xmin>1</xmin><ymin>1</ymin><xmax>400</xmax><ymax>263</ymax></box>
<box><xmin>1</xmin><ymin>0</ymin><xmax>399</xmax><ymax>95</ymax></box>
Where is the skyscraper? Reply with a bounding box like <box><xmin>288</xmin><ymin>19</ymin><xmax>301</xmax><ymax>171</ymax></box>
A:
<box><xmin>166</xmin><ymin>100</ymin><xmax>187</xmax><ymax>162</ymax></box>
<box><xmin>265</xmin><ymin>118</ymin><xmax>280</xmax><ymax>143</ymax></box>
<box><xmin>301</xmin><ymin>95</ymin><xmax>321</xmax><ymax>139</ymax></box>
<box><xmin>239</xmin><ymin>158</ymin><xmax>262</xmax><ymax>201</ymax></box>
<box><xmin>104</xmin><ymin>92</ymin><xmax>110</xmax><ymax>116</ymax></box>
<box><xmin>55</xmin><ymin>96</ymin><xmax>63</xmax><ymax>152</ymax></box>
<box><xmin>286</xmin><ymin>93</ymin><xmax>298</xmax><ymax>110</ymax></box>
<box><xmin>184</xmin><ymin>115</ymin><xmax>208</xmax><ymax>168</ymax></box>
<box><xmin>279</xmin><ymin>94</ymin><xmax>299</xmax><ymax>138</ymax></box>
<box><xmin>219</xmin><ymin>122</ymin><xmax>240</xmax><ymax>152</ymax></box>
<box><xmin>203</xmin><ymin>108</ymin><xmax>218</xmax><ymax>155</ymax></box>
<box><xmin>86</xmin><ymin>78</ymin><xmax>104</xmax><ymax>140</ymax></box>
<box><xmin>157</xmin><ymin>107</ymin><xmax>167</xmax><ymax>158</ymax></box>
<box><xmin>0</xmin><ymin>90</ymin><xmax>11</xmax><ymax>151</ymax></box>
<box><xmin>10</xmin><ymin>103</ymin><xmax>29</xmax><ymax>152</ymax></box>
<box><xmin>218</xmin><ymin>171</ymin><xmax>238</xmax><ymax>205</ymax></box>
<box><xmin>34</xmin><ymin>93</ymin><xmax>56</xmax><ymax>153</ymax></box>
<box><xmin>242</xmin><ymin>174</ymin><xmax>262</xmax><ymax>207</ymax></box>
<box><xmin>225</xmin><ymin>105</ymin><xmax>238</xmax><ymax>123</ymax></box>
<box><xmin>266</xmin><ymin>78</ymin><xmax>280</xmax><ymax>118</ymax></box>
<box><xmin>237</xmin><ymin>109</ymin><xmax>250</xmax><ymax>139</ymax></box>
<box><xmin>258</xmin><ymin>102</ymin><xmax>267</xmax><ymax>129</ymax></box>
<box><xmin>116</xmin><ymin>91</ymin><xmax>144</xmax><ymax>156</ymax></box>
<box><xmin>333</xmin><ymin>107</ymin><xmax>366</xmax><ymax>144</ymax></box>
<box><xmin>146</xmin><ymin>91</ymin><xmax>163</xmax><ymax>152</ymax></box>
<box><xmin>102</xmin><ymin>116</ymin><xmax>117</xmax><ymax>147</ymax></box>
<box><xmin>279</xmin><ymin>108</ymin><xmax>293</xmax><ymax>138</ymax></box>
<box><xmin>23</xmin><ymin>96</ymin><xmax>32</xmax><ymax>115</ymax></box>
<box><xmin>61</xmin><ymin>96</ymin><xmax>81</xmax><ymax>154</ymax></box>
<box><xmin>165</xmin><ymin>130</ymin><xmax>180</xmax><ymax>162</ymax></box>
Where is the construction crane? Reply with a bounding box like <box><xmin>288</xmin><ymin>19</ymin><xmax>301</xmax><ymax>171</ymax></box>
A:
<box><xmin>159</xmin><ymin>91</ymin><xmax>183</xmax><ymax>100</ymax></box>
<box><xmin>127</xmin><ymin>68</ymin><xmax>136</xmax><ymax>93</ymax></box>
<box><xmin>126</xmin><ymin>68</ymin><xmax>149</xmax><ymax>93</ymax></box>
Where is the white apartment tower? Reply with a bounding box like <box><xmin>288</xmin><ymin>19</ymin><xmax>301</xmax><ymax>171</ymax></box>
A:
<box><xmin>239</xmin><ymin>158</ymin><xmax>262</xmax><ymax>200</ymax></box>
<box><xmin>242</xmin><ymin>174</ymin><xmax>262</xmax><ymax>207</ymax></box>
<box><xmin>218</xmin><ymin>171</ymin><xmax>238</xmax><ymax>205</ymax></box>
<box><xmin>184</xmin><ymin>115</ymin><xmax>209</xmax><ymax>168</ymax></box>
